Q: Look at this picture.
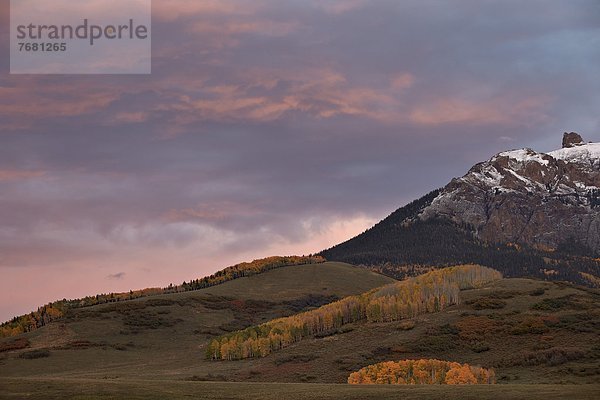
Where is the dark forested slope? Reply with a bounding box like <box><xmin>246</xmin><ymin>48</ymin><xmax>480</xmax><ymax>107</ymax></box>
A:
<box><xmin>321</xmin><ymin>191</ymin><xmax>600</xmax><ymax>286</ymax></box>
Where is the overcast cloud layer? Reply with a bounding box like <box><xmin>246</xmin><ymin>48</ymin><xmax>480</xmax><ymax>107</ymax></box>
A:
<box><xmin>1</xmin><ymin>0</ymin><xmax>599</xmax><ymax>322</ymax></box>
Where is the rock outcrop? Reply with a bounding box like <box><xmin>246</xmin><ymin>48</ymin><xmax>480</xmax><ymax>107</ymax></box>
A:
<box><xmin>562</xmin><ymin>131</ymin><xmax>585</xmax><ymax>148</ymax></box>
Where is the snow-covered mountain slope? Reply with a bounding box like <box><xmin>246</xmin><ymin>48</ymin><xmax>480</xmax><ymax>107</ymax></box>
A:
<box><xmin>549</xmin><ymin>142</ymin><xmax>600</xmax><ymax>168</ymax></box>
<box><xmin>419</xmin><ymin>132</ymin><xmax>600</xmax><ymax>253</ymax></box>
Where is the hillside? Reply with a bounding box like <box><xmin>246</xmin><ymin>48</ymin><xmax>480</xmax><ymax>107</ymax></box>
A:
<box><xmin>207</xmin><ymin>265</ymin><xmax>501</xmax><ymax>360</ymax></box>
<box><xmin>0</xmin><ymin>262</ymin><xmax>392</xmax><ymax>381</ymax></box>
<box><xmin>1</xmin><ymin>269</ymin><xmax>598</xmax><ymax>399</ymax></box>
<box><xmin>322</xmin><ymin>133</ymin><xmax>600</xmax><ymax>287</ymax></box>
<box><xmin>205</xmin><ymin>277</ymin><xmax>599</xmax><ymax>385</ymax></box>
<box><xmin>2</xmin><ymin>264</ymin><xmax>598</xmax><ymax>386</ymax></box>
<box><xmin>193</xmin><ymin>267</ymin><xmax>599</xmax><ymax>386</ymax></box>
<box><xmin>0</xmin><ymin>255</ymin><xmax>325</xmax><ymax>338</ymax></box>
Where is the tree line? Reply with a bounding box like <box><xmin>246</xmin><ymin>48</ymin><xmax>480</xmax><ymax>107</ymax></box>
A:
<box><xmin>206</xmin><ymin>265</ymin><xmax>502</xmax><ymax>360</ymax></box>
<box><xmin>348</xmin><ymin>359</ymin><xmax>496</xmax><ymax>385</ymax></box>
<box><xmin>320</xmin><ymin>190</ymin><xmax>600</xmax><ymax>287</ymax></box>
<box><xmin>0</xmin><ymin>255</ymin><xmax>325</xmax><ymax>338</ymax></box>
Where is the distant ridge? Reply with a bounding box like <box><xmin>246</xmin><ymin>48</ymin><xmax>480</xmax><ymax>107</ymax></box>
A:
<box><xmin>0</xmin><ymin>255</ymin><xmax>325</xmax><ymax>337</ymax></box>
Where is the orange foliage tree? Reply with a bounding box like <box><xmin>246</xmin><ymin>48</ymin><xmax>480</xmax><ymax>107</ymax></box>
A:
<box><xmin>348</xmin><ymin>359</ymin><xmax>496</xmax><ymax>385</ymax></box>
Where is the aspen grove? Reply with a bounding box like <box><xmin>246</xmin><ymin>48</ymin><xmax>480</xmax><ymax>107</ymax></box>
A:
<box><xmin>348</xmin><ymin>359</ymin><xmax>496</xmax><ymax>385</ymax></box>
<box><xmin>207</xmin><ymin>264</ymin><xmax>502</xmax><ymax>360</ymax></box>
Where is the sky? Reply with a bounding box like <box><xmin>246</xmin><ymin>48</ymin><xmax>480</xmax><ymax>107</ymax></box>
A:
<box><xmin>1</xmin><ymin>0</ymin><xmax>599</xmax><ymax>322</ymax></box>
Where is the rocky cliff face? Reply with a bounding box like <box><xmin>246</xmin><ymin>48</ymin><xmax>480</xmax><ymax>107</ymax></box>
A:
<box><xmin>419</xmin><ymin>133</ymin><xmax>600</xmax><ymax>253</ymax></box>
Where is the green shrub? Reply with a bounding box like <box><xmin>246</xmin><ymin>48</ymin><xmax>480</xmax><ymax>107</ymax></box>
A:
<box><xmin>529</xmin><ymin>288</ymin><xmax>546</xmax><ymax>296</ymax></box>
<box><xmin>437</xmin><ymin>324</ymin><xmax>459</xmax><ymax>335</ymax></box>
<box><xmin>532</xmin><ymin>297</ymin><xmax>570</xmax><ymax>311</ymax></box>
<box><xmin>471</xmin><ymin>341</ymin><xmax>491</xmax><ymax>353</ymax></box>
<box><xmin>409</xmin><ymin>335</ymin><xmax>457</xmax><ymax>353</ymax></box>
<box><xmin>274</xmin><ymin>354</ymin><xmax>318</xmax><ymax>366</ymax></box>
<box><xmin>338</xmin><ymin>325</ymin><xmax>355</xmax><ymax>334</ymax></box>
<box><xmin>487</xmin><ymin>290</ymin><xmax>519</xmax><ymax>299</ymax></box>
<box><xmin>500</xmin><ymin>347</ymin><xmax>585</xmax><ymax>367</ymax></box>
<box><xmin>467</xmin><ymin>297</ymin><xmax>507</xmax><ymax>310</ymax></box>
<box><xmin>185</xmin><ymin>374</ymin><xmax>227</xmax><ymax>382</ymax></box>
<box><xmin>19</xmin><ymin>349</ymin><xmax>50</xmax><ymax>359</ymax></box>
<box><xmin>510</xmin><ymin>317</ymin><xmax>549</xmax><ymax>335</ymax></box>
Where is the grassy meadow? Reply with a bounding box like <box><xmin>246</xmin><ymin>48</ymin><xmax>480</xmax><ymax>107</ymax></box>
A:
<box><xmin>0</xmin><ymin>378</ymin><xmax>598</xmax><ymax>400</ymax></box>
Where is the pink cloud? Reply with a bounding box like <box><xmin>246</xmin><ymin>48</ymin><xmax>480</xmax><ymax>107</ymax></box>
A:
<box><xmin>391</xmin><ymin>73</ymin><xmax>416</xmax><ymax>90</ymax></box>
<box><xmin>0</xmin><ymin>84</ymin><xmax>118</xmax><ymax>119</ymax></box>
<box><xmin>153</xmin><ymin>0</ymin><xmax>259</xmax><ymax>21</ymax></box>
<box><xmin>409</xmin><ymin>95</ymin><xmax>554</xmax><ymax>126</ymax></box>
<box><xmin>0</xmin><ymin>169</ymin><xmax>45</xmax><ymax>182</ymax></box>
<box><xmin>0</xmin><ymin>65</ymin><xmax>555</xmax><ymax>133</ymax></box>
<box><xmin>191</xmin><ymin>20</ymin><xmax>299</xmax><ymax>37</ymax></box>
<box><xmin>112</xmin><ymin>111</ymin><xmax>149</xmax><ymax>124</ymax></box>
<box><xmin>317</xmin><ymin>0</ymin><xmax>367</xmax><ymax>15</ymax></box>
<box><xmin>150</xmin><ymin>68</ymin><xmax>402</xmax><ymax>124</ymax></box>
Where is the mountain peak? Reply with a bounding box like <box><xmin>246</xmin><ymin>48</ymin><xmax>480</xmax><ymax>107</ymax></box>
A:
<box><xmin>416</xmin><ymin>132</ymin><xmax>600</xmax><ymax>254</ymax></box>
<box><xmin>562</xmin><ymin>131</ymin><xmax>585</xmax><ymax>148</ymax></box>
<box><xmin>321</xmin><ymin>131</ymin><xmax>600</xmax><ymax>287</ymax></box>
